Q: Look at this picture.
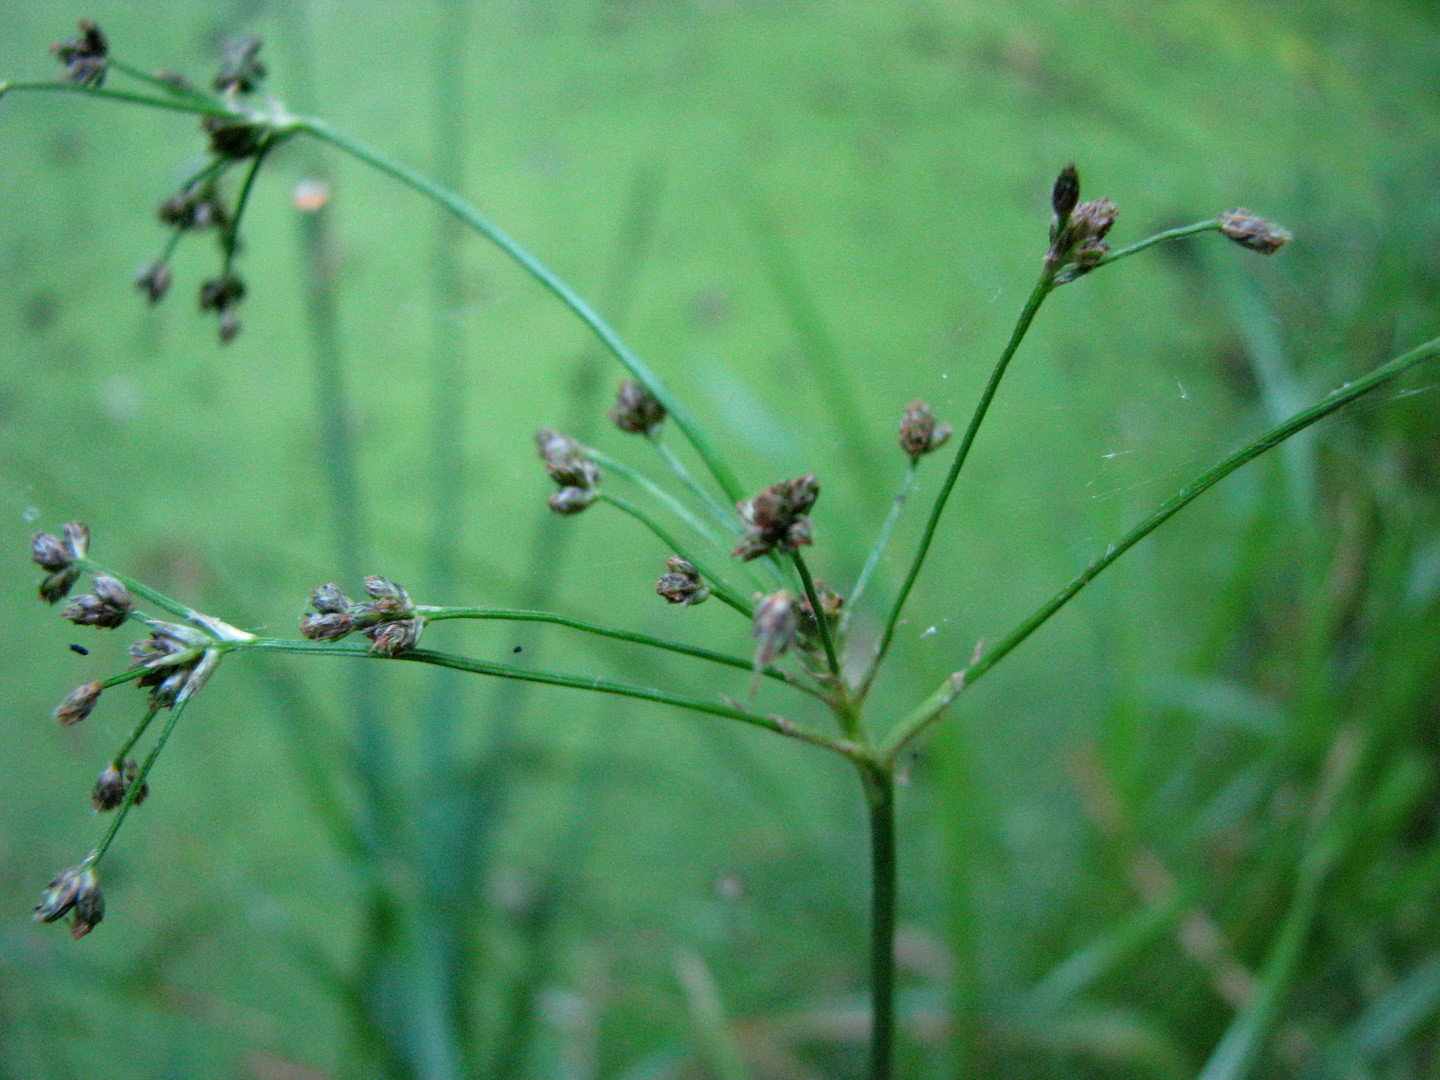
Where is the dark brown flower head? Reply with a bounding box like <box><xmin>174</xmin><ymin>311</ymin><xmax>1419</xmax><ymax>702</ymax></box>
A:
<box><xmin>548</xmin><ymin>486</ymin><xmax>599</xmax><ymax>515</ymax></box>
<box><xmin>68</xmin><ymin>874</ymin><xmax>105</xmax><ymax>938</ymax></box>
<box><xmin>1051</xmin><ymin>163</ymin><xmax>1080</xmax><ymax>222</ymax></box>
<box><xmin>39</xmin><ymin>567</ymin><xmax>81</xmax><ymax>604</ymax></box>
<box><xmin>38</xmin><ymin>570</ymin><xmax>81</xmax><ymax>604</ymax></box>
<box><xmin>655</xmin><ymin>557</ymin><xmax>710</xmax><ymax>606</ymax></box>
<box><xmin>308</xmin><ymin>577</ymin><xmax>421</xmax><ymax>651</ymax></box>
<box><xmin>128</xmin><ymin>632</ymin><xmax>183</xmax><ymax>671</ymax></box>
<box><xmin>62</xmin><ymin>571</ymin><xmax>133</xmax><ymax>627</ymax></box>
<box><xmin>1218</xmin><ymin>209</ymin><xmax>1291</xmax><ymax>254</ymax></box>
<box><xmin>52</xmin><ymin>20</ymin><xmax>108</xmax><ymax>87</ymax></box>
<box><xmin>61</xmin><ymin>593</ymin><xmax>128</xmax><ymax>629</ymax></box>
<box><xmin>92</xmin><ymin>758</ymin><xmax>147</xmax><ymax>812</ymax></box>
<box><xmin>213</xmin><ymin>34</ymin><xmax>266</xmax><ymax>94</ymax></box>
<box><xmin>33</xmin><ymin>523</ymin><xmax>88</xmax><ymax>603</ymax></box>
<box><xmin>32</xmin><ymin>532</ymin><xmax>71</xmax><ymax>572</ymax></box>
<box><xmin>899</xmin><ymin>401</ymin><xmax>953</xmax><ymax>459</ymax></box>
<box><xmin>199</xmin><ymin>274</ymin><xmax>246</xmax><ymax>313</ymax></box>
<box><xmin>148</xmin><ymin>667</ymin><xmax>190</xmax><ymax>708</ymax></box>
<box><xmin>203</xmin><ymin>114</ymin><xmax>268</xmax><ymax>160</ymax></box>
<box><xmin>300</xmin><ymin>611</ymin><xmax>353</xmax><ymax>641</ymax></box>
<box><xmin>733</xmin><ymin>475</ymin><xmax>819</xmax><ymax>561</ymax></box>
<box><xmin>158</xmin><ymin>184</ymin><xmax>230</xmax><ymax>231</ymax></box>
<box><xmin>536</xmin><ymin>428</ymin><xmax>601</xmax><ymax>513</ymax></box>
<box><xmin>536</xmin><ymin>428</ymin><xmax>600</xmax><ymax>489</ymax></box>
<box><xmin>1044</xmin><ymin>165</ymin><xmax>1118</xmax><ymax>283</ymax></box>
<box><xmin>126</xmin><ymin>626</ymin><xmax>212</xmax><ymax>708</ymax></box>
<box><xmin>751</xmin><ymin>590</ymin><xmax>798</xmax><ymax>671</ymax></box>
<box><xmin>366</xmin><ymin>616</ymin><xmax>423</xmax><ymax>657</ymax></box>
<box><xmin>92</xmin><ymin>573</ymin><xmax>131</xmax><ymax>609</ymax></box>
<box><xmin>135</xmin><ymin>259</ymin><xmax>173</xmax><ymax>304</ymax></box>
<box><xmin>310</xmin><ymin>583</ymin><xmax>351</xmax><ymax>614</ymax></box>
<box><xmin>608</xmin><ymin>380</ymin><xmax>667</xmax><ymax>435</ymax></box>
<box><xmin>365</xmin><ymin>576</ymin><xmax>408</xmax><ymax>604</ymax></box>
<box><xmin>34</xmin><ymin>864</ymin><xmax>103</xmax><ymax>939</ymax></box>
<box><xmin>54</xmin><ymin>681</ymin><xmax>103</xmax><ymax>726</ymax></box>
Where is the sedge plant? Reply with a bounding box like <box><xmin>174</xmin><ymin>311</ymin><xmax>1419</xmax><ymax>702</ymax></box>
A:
<box><xmin>10</xmin><ymin>22</ymin><xmax>1440</xmax><ymax>1080</ymax></box>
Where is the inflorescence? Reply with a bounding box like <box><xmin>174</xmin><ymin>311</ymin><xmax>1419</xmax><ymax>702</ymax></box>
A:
<box><xmin>18</xmin><ymin>27</ymin><xmax>1300</xmax><ymax>946</ymax></box>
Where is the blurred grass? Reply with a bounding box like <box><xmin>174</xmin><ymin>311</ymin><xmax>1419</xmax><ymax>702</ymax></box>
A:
<box><xmin>2</xmin><ymin>0</ymin><xmax>1440</xmax><ymax>1078</ymax></box>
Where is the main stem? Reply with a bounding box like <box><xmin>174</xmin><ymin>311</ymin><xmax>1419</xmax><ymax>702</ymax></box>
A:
<box><xmin>864</xmin><ymin>764</ymin><xmax>897</xmax><ymax>1080</ymax></box>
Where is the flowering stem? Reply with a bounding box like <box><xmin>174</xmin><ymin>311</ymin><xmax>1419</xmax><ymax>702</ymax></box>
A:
<box><xmin>74</xmin><ymin>557</ymin><xmax>198</xmax><ymax>623</ymax></box>
<box><xmin>885</xmin><ymin>332</ymin><xmax>1440</xmax><ymax>761</ymax></box>
<box><xmin>790</xmin><ymin>549</ymin><xmax>842</xmax><ymax>683</ymax></box>
<box><xmin>110</xmin><ymin>705</ymin><xmax>160</xmax><ymax>768</ymax></box>
<box><xmin>106</xmin><ymin>58</ymin><xmax>227</xmax><ymax>109</ymax></box>
<box><xmin>648</xmin><ymin>434</ymin><xmax>740</xmax><ymax>534</ymax></box>
<box><xmin>861</xmin><ymin>272</ymin><xmax>1055</xmax><ymax>698</ymax></box>
<box><xmin>240</xmin><ymin>638</ymin><xmax>842</xmax><ymax>749</ymax></box>
<box><xmin>844</xmin><ymin>461</ymin><xmax>919</xmax><ymax>631</ymax></box>
<box><xmin>1093</xmin><ymin>219</ymin><xmax>1222</xmax><ymax>270</ymax></box>
<box><xmin>294</xmin><ymin>115</ymin><xmax>747</xmax><ymax>506</ymax></box>
<box><xmin>585</xmin><ymin>446</ymin><xmax>727</xmax><ymax>547</ymax></box>
<box><xmin>0</xmin><ymin>78</ymin><xmax>234</xmax><ymax>116</ymax></box>
<box><xmin>89</xmin><ymin>697</ymin><xmax>192</xmax><ymax>866</ymax></box>
<box><xmin>221</xmin><ymin>134</ymin><xmax>278</xmax><ymax>270</ymax></box>
<box><xmin>419</xmin><ymin>606</ymin><xmax>821</xmax><ymax>697</ymax></box>
<box><xmin>598</xmin><ymin>491</ymin><xmax>754</xmax><ymax>617</ymax></box>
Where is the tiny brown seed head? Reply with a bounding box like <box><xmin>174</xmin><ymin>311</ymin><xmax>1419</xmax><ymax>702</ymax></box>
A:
<box><xmin>1218</xmin><ymin>209</ymin><xmax>1291</xmax><ymax>254</ymax></box>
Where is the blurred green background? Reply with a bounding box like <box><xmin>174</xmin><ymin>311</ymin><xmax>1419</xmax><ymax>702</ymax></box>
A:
<box><xmin>3</xmin><ymin>1</ymin><xmax>1440</xmax><ymax>1077</ymax></box>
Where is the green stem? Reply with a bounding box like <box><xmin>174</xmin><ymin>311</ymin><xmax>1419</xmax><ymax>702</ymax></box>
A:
<box><xmin>420</xmin><ymin>606</ymin><xmax>818</xmax><ymax>696</ymax></box>
<box><xmin>863</xmin><ymin>765</ymin><xmax>897</xmax><ymax>1080</ymax></box>
<box><xmin>89</xmin><ymin>697</ymin><xmax>192</xmax><ymax>866</ymax></box>
<box><xmin>110</xmin><ymin>705</ymin><xmax>160</xmax><ymax>765</ymax></box>
<box><xmin>878</xmin><ymin>673</ymin><xmax>964</xmax><ymax>765</ymax></box>
<box><xmin>844</xmin><ymin>461</ymin><xmax>918</xmax><ymax>632</ymax></box>
<box><xmin>1093</xmin><ymin>220</ymin><xmax>1222</xmax><ymax>270</ymax></box>
<box><xmin>221</xmin><ymin>135</ymin><xmax>276</xmax><ymax>269</ymax></box>
<box><xmin>74</xmin><ymin>558</ymin><xmax>196</xmax><ymax>623</ymax></box>
<box><xmin>0</xmin><ymin>78</ymin><xmax>234</xmax><ymax>116</ymax></box>
<box><xmin>295</xmin><ymin>115</ymin><xmax>746</xmax><ymax>505</ymax></box>
<box><xmin>887</xmin><ymin>333</ymin><xmax>1440</xmax><ymax>758</ymax></box>
<box><xmin>240</xmin><ymin>638</ymin><xmax>844</xmax><ymax>751</ymax></box>
<box><xmin>586</xmin><ymin>446</ymin><xmax>726</xmax><ymax>546</ymax></box>
<box><xmin>649</xmin><ymin>434</ymin><xmax>741</xmax><ymax>534</ymax></box>
<box><xmin>791</xmin><ymin>549</ymin><xmax>842</xmax><ymax>683</ymax></box>
<box><xmin>106</xmin><ymin>58</ymin><xmax>225</xmax><ymax>109</ymax></box>
<box><xmin>861</xmin><ymin>273</ymin><xmax>1055</xmax><ymax>697</ymax></box>
<box><xmin>599</xmin><ymin>491</ymin><xmax>754</xmax><ymax>617</ymax></box>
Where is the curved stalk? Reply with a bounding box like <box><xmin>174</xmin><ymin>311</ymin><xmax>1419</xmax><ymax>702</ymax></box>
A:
<box><xmin>89</xmin><ymin>698</ymin><xmax>192</xmax><ymax>866</ymax></box>
<box><xmin>294</xmin><ymin>116</ymin><xmax>745</xmax><ymax>505</ymax></box>
<box><xmin>844</xmin><ymin>461</ymin><xmax>918</xmax><ymax>632</ymax></box>
<box><xmin>220</xmin><ymin>134</ymin><xmax>277</xmax><ymax>270</ymax></box>
<box><xmin>0</xmin><ymin>78</ymin><xmax>235</xmax><ymax>116</ymax></box>
<box><xmin>420</xmin><ymin>606</ymin><xmax>820</xmax><ymax>697</ymax></box>
<box><xmin>599</xmin><ymin>491</ymin><xmax>754</xmax><ymax>617</ymax></box>
<box><xmin>884</xmin><ymin>333</ymin><xmax>1440</xmax><ymax>759</ymax></box>
<box><xmin>586</xmin><ymin>446</ymin><xmax>727</xmax><ymax>547</ymax></box>
<box><xmin>791</xmin><ymin>549</ymin><xmax>842</xmax><ymax>683</ymax></box>
<box><xmin>1094</xmin><ymin>220</ymin><xmax>1222</xmax><ymax>270</ymax></box>
<box><xmin>239</xmin><ymin>638</ymin><xmax>843</xmax><ymax>750</ymax></box>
